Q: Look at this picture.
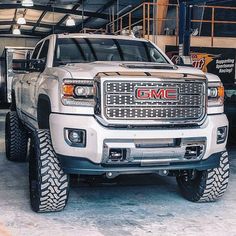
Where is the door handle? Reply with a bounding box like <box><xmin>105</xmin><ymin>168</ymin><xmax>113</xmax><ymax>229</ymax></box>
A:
<box><xmin>26</xmin><ymin>80</ymin><xmax>31</xmax><ymax>85</ymax></box>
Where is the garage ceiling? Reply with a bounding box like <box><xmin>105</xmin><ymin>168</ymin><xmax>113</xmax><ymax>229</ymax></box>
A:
<box><xmin>0</xmin><ymin>0</ymin><xmax>234</xmax><ymax>37</ymax></box>
<box><xmin>0</xmin><ymin>0</ymin><xmax>144</xmax><ymax>37</ymax></box>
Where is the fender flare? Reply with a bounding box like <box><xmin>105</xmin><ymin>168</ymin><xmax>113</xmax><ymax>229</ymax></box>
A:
<box><xmin>37</xmin><ymin>94</ymin><xmax>51</xmax><ymax>129</ymax></box>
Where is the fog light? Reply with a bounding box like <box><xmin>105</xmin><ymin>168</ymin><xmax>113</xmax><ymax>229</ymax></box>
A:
<box><xmin>217</xmin><ymin>126</ymin><xmax>227</xmax><ymax>144</ymax></box>
<box><xmin>185</xmin><ymin>146</ymin><xmax>199</xmax><ymax>159</ymax></box>
<box><xmin>109</xmin><ymin>149</ymin><xmax>124</xmax><ymax>161</ymax></box>
<box><xmin>69</xmin><ymin>131</ymin><xmax>82</xmax><ymax>143</ymax></box>
<box><xmin>65</xmin><ymin>129</ymin><xmax>86</xmax><ymax>147</ymax></box>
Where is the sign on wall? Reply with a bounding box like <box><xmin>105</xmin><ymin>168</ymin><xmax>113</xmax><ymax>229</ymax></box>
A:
<box><xmin>166</xmin><ymin>46</ymin><xmax>236</xmax><ymax>84</ymax></box>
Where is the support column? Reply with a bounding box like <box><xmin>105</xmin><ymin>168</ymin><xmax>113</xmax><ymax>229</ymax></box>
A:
<box><xmin>184</xmin><ymin>4</ymin><xmax>192</xmax><ymax>56</ymax></box>
<box><xmin>178</xmin><ymin>1</ymin><xmax>186</xmax><ymax>57</ymax></box>
<box><xmin>179</xmin><ymin>1</ymin><xmax>192</xmax><ymax>57</ymax></box>
<box><xmin>157</xmin><ymin>0</ymin><xmax>169</xmax><ymax>35</ymax></box>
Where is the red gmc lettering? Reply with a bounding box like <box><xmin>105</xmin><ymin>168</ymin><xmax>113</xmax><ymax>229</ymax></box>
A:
<box><xmin>136</xmin><ymin>88</ymin><xmax>177</xmax><ymax>100</ymax></box>
<box><xmin>137</xmin><ymin>88</ymin><xmax>150</xmax><ymax>99</ymax></box>
<box><xmin>165</xmin><ymin>89</ymin><xmax>178</xmax><ymax>99</ymax></box>
<box><xmin>151</xmin><ymin>89</ymin><xmax>165</xmax><ymax>99</ymax></box>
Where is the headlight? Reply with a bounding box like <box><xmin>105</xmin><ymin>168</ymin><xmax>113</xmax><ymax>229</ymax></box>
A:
<box><xmin>62</xmin><ymin>79</ymin><xmax>95</xmax><ymax>106</ymax></box>
<box><xmin>74</xmin><ymin>86</ymin><xmax>94</xmax><ymax>98</ymax></box>
<box><xmin>208</xmin><ymin>82</ymin><xmax>224</xmax><ymax>107</ymax></box>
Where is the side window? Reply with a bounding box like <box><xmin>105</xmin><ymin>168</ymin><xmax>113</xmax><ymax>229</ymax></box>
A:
<box><xmin>31</xmin><ymin>42</ymin><xmax>43</xmax><ymax>59</ymax></box>
<box><xmin>38</xmin><ymin>40</ymin><xmax>49</xmax><ymax>60</ymax></box>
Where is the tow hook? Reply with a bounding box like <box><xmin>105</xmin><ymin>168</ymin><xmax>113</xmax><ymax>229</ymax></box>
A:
<box><xmin>106</xmin><ymin>172</ymin><xmax>118</xmax><ymax>179</ymax></box>
<box><xmin>158</xmin><ymin>170</ymin><xmax>169</xmax><ymax>176</ymax></box>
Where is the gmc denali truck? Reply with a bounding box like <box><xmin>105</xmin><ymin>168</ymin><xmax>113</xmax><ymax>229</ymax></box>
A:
<box><xmin>5</xmin><ymin>34</ymin><xmax>229</xmax><ymax>213</ymax></box>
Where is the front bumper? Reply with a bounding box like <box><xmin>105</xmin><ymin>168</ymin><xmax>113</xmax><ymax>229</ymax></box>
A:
<box><xmin>58</xmin><ymin>152</ymin><xmax>222</xmax><ymax>176</ymax></box>
<box><xmin>49</xmin><ymin>113</ymin><xmax>228</xmax><ymax>174</ymax></box>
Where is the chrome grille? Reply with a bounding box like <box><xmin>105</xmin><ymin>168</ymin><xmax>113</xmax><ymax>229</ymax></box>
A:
<box><xmin>102</xmin><ymin>80</ymin><xmax>206</xmax><ymax>122</ymax></box>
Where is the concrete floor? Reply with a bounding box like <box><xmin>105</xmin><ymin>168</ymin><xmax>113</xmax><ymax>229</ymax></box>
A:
<box><xmin>0</xmin><ymin>109</ymin><xmax>236</xmax><ymax>236</ymax></box>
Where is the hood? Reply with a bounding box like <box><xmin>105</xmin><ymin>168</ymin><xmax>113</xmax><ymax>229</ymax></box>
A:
<box><xmin>60</xmin><ymin>61</ymin><xmax>205</xmax><ymax>79</ymax></box>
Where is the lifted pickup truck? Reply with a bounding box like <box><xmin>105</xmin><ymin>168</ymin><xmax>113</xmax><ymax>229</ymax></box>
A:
<box><xmin>5</xmin><ymin>33</ymin><xmax>230</xmax><ymax>213</ymax></box>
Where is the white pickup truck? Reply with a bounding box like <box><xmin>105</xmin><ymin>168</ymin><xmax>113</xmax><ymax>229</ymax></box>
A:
<box><xmin>5</xmin><ymin>33</ymin><xmax>229</xmax><ymax>213</ymax></box>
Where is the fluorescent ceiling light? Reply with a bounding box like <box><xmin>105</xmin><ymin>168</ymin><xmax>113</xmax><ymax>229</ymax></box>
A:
<box><xmin>22</xmin><ymin>0</ymin><xmax>34</xmax><ymax>7</ymax></box>
<box><xmin>66</xmin><ymin>17</ymin><xmax>75</xmax><ymax>27</ymax></box>
<box><xmin>13</xmin><ymin>28</ymin><xmax>21</xmax><ymax>35</ymax></box>
<box><xmin>17</xmin><ymin>17</ymin><xmax>26</xmax><ymax>25</ymax></box>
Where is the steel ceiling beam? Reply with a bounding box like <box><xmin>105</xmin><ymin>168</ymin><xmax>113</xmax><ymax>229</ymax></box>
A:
<box><xmin>77</xmin><ymin>0</ymin><xmax>116</xmax><ymax>31</ymax></box>
<box><xmin>0</xmin><ymin>4</ymin><xmax>109</xmax><ymax>20</ymax></box>
<box><xmin>10</xmin><ymin>9</ymin><xmax>18</xmax><ymax>32</ymax></box>
<box><xmin>32</xmin><ymin>0</ymin><xmax>57</xmax><ymax>33</ymax></box>
<box><xmin>0</xmin><ymin>20</ymin><xmax>69</xmax><ymax>31</ymax></box>
<box><xmin>50</xmin><ymin>0</ymin><xmax>90</xmax><ymax>34</ymax></box>
<box><xmin>0</xmin><ymin>29</ymin><xmax>47</xmax><ymax>37</ymax></box>
<box><xmin>55</xmin><ymin>0</ymin><xmax>84</xmax><ymax>27</ymax></box>
<box><xmin>18</xmin><ymin>9</ymin><xmax>28</xmax><ymax>32</ymax></box>
<box><xmin>32</xmin><ymin>11</ymin><xmax>47</xmax><ymax>33</ymax></box>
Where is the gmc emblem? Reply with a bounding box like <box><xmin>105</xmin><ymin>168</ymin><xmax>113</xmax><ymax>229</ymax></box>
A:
<box><xmin>135</xmin><ymin>87</ymin><xmax>178</xmax><ymax>101</ymax></box>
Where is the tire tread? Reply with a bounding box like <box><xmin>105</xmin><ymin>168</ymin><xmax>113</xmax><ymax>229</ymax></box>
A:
<box><xmin>177</xmin><ymin>151</ymin><xmax>230</xmax><ymax>203</ymax></box>
<box><xmin>5</xmin><ymin>111</ymin><xmax>28</xmax><ymax>162</ymax></box>
<box><xmin>30</xmin><ymin>130</ymin><xmax>69</xmax><ymax>213</ymax></box>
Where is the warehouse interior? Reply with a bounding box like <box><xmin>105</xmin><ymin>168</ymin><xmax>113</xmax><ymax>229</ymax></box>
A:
<box><xmin>0</xmin><ymin>0</ymin><xmax>236</xmax><ymax>235</ymax></box>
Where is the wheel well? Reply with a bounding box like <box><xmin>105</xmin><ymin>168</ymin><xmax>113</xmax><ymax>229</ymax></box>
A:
<box><xmin>37</xmin><ymin>94</ymin><xmax>51</xmax><ymax>129</ymax></box>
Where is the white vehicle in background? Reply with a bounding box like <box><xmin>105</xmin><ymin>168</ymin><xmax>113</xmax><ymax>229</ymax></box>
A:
<box><xmin>0</xmin><ymin>47</ymin><xmax>33</xmax><ymax>105</ymax></box>
<box><xmin>5</xmin><ymin>33</ymin><xmax>229</xmax><ymax>213</ymax></box>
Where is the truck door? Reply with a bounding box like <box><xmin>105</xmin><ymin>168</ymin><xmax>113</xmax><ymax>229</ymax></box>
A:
<box><xmin>21</xmin><ymin>41</ymin><xmax>43</xmax><ymax>123</ymax></box>
<box><xmin>28</xmin><ymin>39</ymin><xmax>50</xmax><ymax>119</ymax></box>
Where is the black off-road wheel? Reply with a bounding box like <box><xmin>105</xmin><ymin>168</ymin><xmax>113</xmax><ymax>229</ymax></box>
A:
<box><xmin>5</xmin><ymin>111</ymin><xmax>28</xmax><ymax>162</ymax></box>
<box><xmin>29</xmin><ymin>130</ymin><xmax>69</xmax><ymax>213</ymax></box>
<box><xmin>177</xmin><ymin>151</ymin><xmax>230</xmax><ymax>202</ymax></box>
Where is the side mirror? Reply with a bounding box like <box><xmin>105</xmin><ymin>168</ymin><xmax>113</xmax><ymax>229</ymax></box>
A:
<box><xmin>30</xmin><ymin>59</ymin><xmax>46</xmax><ymax>72</ymax></box>
<box><xmin>12</xmin><ymin>59</ymin><xmax>29</xmax><ymax>72</ymax></box>
<box><xmin>12</xmin><ymin>58</ymin><xmax>46</xmax><ymax>72</ymax></box>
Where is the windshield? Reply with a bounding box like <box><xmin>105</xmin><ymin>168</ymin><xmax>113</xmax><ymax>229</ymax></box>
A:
<box><xmin>54</xmin><ymin>38</ymin><xmax>168</xmax><ymax>65</ymax></box>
